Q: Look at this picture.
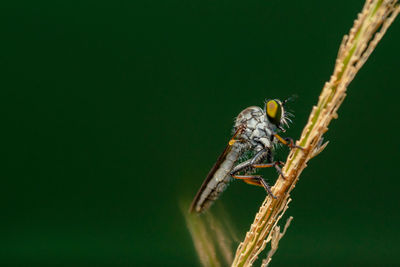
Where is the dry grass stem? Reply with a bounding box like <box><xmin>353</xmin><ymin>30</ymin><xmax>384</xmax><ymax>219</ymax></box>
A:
<box><xmin>232</xmin><ymin>1</ymin><xmax>400</xmax><ymax>266</ymax></box>
<box><xmin>261</xmin><ymin>216</ymin><xmax>293</xmax><ymax>267</ymax></box>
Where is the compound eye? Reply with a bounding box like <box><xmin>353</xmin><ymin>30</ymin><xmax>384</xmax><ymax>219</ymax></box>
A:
<box><xmin>266</xmin><ymin>100</ymin><xmax>282</xmax><ymax>125</ymax></box>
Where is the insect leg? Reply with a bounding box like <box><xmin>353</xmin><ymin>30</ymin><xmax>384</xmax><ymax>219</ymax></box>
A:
<box><xmin>273</xmin><ymin>133</ymin><xmax>303</xmax><ymax>150</ymax></box>
<box><xmin>252</xmin><ymin>162</ymin><xmax>286</xmax><ymax>179</ymax></box>
<box><xmin>241</xmin><ymin>178</ymin><xmax>263</xmax><ymax>187</ymax></box>
<box><xmin>231</xmin><ymin>174</ymin><xmax>277</xmax><ymax>199</ymax></box>
<box><xmin>228</xmin><ymin>124</ymin><xmax>246</xmax><ymax>146</ymax></box>
<box><xmin>230</xmin><ymin>148</ymin><xmax>268</xmax><ymax>175</ymax></box>
<box><xmin>230</xmin><ymin>148</ymin><xmax>280</xmax><ymax>197</ymax></box>
<box><xmin>230</xmin><ymin>147</ymin><xmax>284</xmax><ymax>176</ymax></box>
<box><xmin>262</xmin><ymin>150</ymin><xmax>286</xmax><ymax>179</ymax></box>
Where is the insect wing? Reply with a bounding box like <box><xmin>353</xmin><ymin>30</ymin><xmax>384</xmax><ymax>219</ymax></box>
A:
<box><xmin>189</xmin><ymin>143</ymin><xmax>234</xmax><ymax>213</ymax></box>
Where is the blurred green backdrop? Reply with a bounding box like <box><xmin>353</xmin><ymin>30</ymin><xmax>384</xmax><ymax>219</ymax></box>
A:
<box><xmin>1</xmin><ymin>0</ymin><xmax>400</xmax><ymax>266</ymax></box>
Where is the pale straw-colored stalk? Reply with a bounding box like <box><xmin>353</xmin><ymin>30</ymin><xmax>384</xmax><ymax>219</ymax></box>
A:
<box><xmin>232</xmin><ymin>1</ymin><xmax>400</xmax><ymax>266</ymax></box>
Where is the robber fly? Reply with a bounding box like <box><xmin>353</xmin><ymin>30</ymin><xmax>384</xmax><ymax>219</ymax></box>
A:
<box><xmin>190</xmin><ymin>98</ymin><xmax>300</xmax><ymax>213</ymax></box>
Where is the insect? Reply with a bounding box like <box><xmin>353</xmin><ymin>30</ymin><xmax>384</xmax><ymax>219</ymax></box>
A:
<box><xmin>190</xmin><ymin>98</ymin><xmax>301</xmax><ymax>213</ymax></box>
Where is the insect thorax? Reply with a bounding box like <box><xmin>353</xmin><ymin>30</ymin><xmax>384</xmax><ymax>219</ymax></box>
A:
<box><xmin>234</xmin><ymin>106</ymin><xmax>277</xmax><ymax>152</ymax></box>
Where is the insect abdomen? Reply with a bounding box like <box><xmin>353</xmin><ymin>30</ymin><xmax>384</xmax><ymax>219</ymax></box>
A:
<box><xmin>191</xmin><ymin>145</ymin><xmax>241</xmax><ymax>213</ymax></box>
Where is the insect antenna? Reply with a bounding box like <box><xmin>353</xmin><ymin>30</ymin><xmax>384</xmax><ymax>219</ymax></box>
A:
<box><xmin>282</xmin><ymin>94</ymin><xmax>298</xmax><ymax>106</ymax></box>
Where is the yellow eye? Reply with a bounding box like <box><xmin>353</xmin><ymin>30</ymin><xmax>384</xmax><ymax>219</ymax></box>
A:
<box><xmin>266</xmin><ymin>99</ymin><xmax>282</xmax><ymax>125</ymax></box>
<box><xmin>266</xmin><ymin>100</ymin><xmax>278</xmax><ymax>118</ymax></box>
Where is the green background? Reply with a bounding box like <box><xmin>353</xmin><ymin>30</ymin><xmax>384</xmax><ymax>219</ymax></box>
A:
<box><xmin>1</xmin><ymin>1</ymin><xmax>400</xmax><ymax>266</ymax></box>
